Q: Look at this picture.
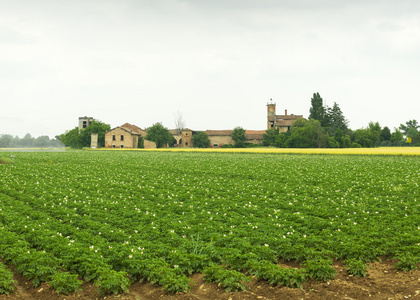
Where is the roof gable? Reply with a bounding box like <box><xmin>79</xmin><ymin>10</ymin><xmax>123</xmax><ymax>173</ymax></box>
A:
<box><xmin>106</xmin><ymin>126</ymin><xmax>139</xmax><ymax>135</ymax></box>
<box><xmin>121</xmin><ymin>123</ymin><xmax>143</xmax><ymax>134</ymax></box>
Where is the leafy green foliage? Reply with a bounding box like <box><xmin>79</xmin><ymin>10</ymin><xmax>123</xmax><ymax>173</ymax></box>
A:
<box><xmin>203</xmin><ymin>264</ymin><xmax>251</xmax><ymax>292</ymax></box>
<box><xmin>343</xmin><ymin>259</ymin><xmax>368</xmax><ymax>277</ymax></box>
<box><xmin>50</xmin><ymin>272</ymin><xmax>82</xmax><ymax>295</ymax></box>
<box><xmin>391</xmin><ymin>129</ymin><xmax>404</xmax><ymax>144</ymax></box>
<box><xmin>0</xmin><ymin>134</ymin><xmax>62</xmax><ymax>148</ymax></box>
<box><xmin>96</xmin><ymin>270</ymin><xmax>131</xmax><ymax>296</ymax></box>
<box><xmin>380</xmin><ymin>126</ymin><xmax>391</xmax><ymax>142</ymax></box>
<box><xmin>309</xmin><ymin>92</ymin><xmax>326</xmax><ymax>125</ymax></box>
<box><xmin>192</xmin><ymin>131</ymin><xmax>210</xmax><ymax>148</ymax></box>
<box><xmin>325</xmin><ymin>102</ymin><xmax>349</xmax><ymax>134</ymax></box>
<box><xmin>394</xmin><ymin>255</ymin><xmax>419</xmax><ymax>271</ymax></box>
<box><xmin>399</xmin><ymin>120</ymin><xmax>420</xmax><ymax>144</ymax></box>
<box><xmin>262</xmin><ymin>128</ymin><xmax>279</xmax><ymax>146</ymax></box>
<box><xmin>232</xmin><ymin>127</ymin><xmax>246</xmax><ymax>148</ymax></box>
<box><xmin>0</xmin><ymin>263</ymin><xmax>15</xmax><ymax>294</ymax></box>
<box><xmin>245</xmin><ymin>260</ymin><xmax>306</xmax><ymax>288</ymax></box>
<box><xmin>303</xmin><ymin>258</ymin><xmax>337</xmax><ymax>281</ymax></box>
<box><xmin>60</xmin><ymin>120</ymin><xmax>110</xmax><ymax>149</ymax></box>
<box><xmin>145</xmin><ymin>122</ymin><xmax>176</xmax><ymax>148</ymax></box>
<box><xmin>288</xmin><ymin>119</ymin><xmax>327</xmax><ymax>148</ymax></box>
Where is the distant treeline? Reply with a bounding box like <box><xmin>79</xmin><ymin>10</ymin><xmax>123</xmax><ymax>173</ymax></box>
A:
<box><xmin>0</xmin><ymin>134</ymin><xmax>63</xmax><ymax>148</ymax></box>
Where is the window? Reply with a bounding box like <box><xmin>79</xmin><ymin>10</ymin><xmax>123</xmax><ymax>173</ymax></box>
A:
<box><xmin>121</xmin><ymin>135</ymin><xmax>124</xmax><ymax>141</ymax></box>
<box><xmin>270</xmin><ymin>121</ymin><xmax>274</xmax><ymax>128</ymax></box>
<box><xmin>112</xmin><ymin>135</ymin><xmax>116</xmax><ymax>141</ymax></box>
<box><xmin>214</xmin><ymin>144</ymin><xmax>218</xmax><ymax>147</ymax></box>
<box><xmin>83</xmin><ymin>121</ymin><xmax>87</xmax><ymax>128</ymax></box>
<box><xmin>121</xmin><ymin>145</ymin><xmax>124</xmax><ymax>149</ymax></box>
<box><xmin>186</xmin><ymin>142</ymin><xmax>188</xmax><ymax>146</ymax></box>
<box><xmin>112</xmin><ymin>145</ymin><xmax>116</xmax><ymax>148</ymax></box>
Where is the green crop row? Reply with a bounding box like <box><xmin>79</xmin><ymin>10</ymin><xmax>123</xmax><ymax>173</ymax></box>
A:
<box><xmin>0</xmin><ymin>151</ymin><xmax>419</xmax><ymax>295</ymax></box>
<box><xmin>0</xmin><ymin>262</ymin><xmax>15</xmax><ymax>294</ymax></box>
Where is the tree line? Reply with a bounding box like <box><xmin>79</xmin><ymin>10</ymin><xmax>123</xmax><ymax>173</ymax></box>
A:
<box><xmin>0</xmin><ymin>134</ymin><xmax>63</xmax><ymax>148</ymax></box>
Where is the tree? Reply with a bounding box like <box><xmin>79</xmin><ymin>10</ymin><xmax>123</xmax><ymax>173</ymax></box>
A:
<box><xmin>192</xmin><ymin>131</ymin><xmax>210</xmax><ymax>148</ymax></box>
<box><xmin>20</xmin><ymin>133</ymin><xmax>34</xmax><ymax>147</ymax></box>
<box><xmin>34</xmin><ymin>136</ymin><xmax>50</xmax><ymax>148</ymax></box>
<box><xmin>145</xmin><ymin>122</ymin><xmax>175</xmax><ymax>148</ymax></box>
<box><xmin>341</xmin><ymin>134</ymin><xmax>352</xmax><ymax>148</ymax></box>
<box><xmin>390</xmin><ymin>129</ymin><xmax>404</xmax><ymax>144</ymax></box>
<box><xmin>399</xmin><ymin>120</ymin><xmax>419</xmax><ymax>144</ymax></box>
<box><xmin>367</xmin><ymin>121</ymin><xmax>381</xmax><ymax>146</ymax></box>
<box><xmin>399</xmin><ymin>120</ymin><xmax>419</xmax><ymax>136</ymax></box>
<box><xmin>60</xmin><ymin>120</ymin><xmax>110</xmax><ymax>149</ymax></box>
<box><xmin>380</xmin><ymin>126</ymin><xmax>391</xmax><ymax>142</ymax></box>
<box><xmin>351</xmin><ymin>128</ymin><xmax>377</xmax><ymax>148</ymax></box>
<box><xmin>61</xmin><ymin>127</ymin><xmax>84</xmax><ymax>149</ymax></box>
<box><xmin>232</xmin><ymin>127</ymin><xmax>246</xmax><ymax>148</ymax></box>
<box><xmin>326</xmin><ymin>102</ymin><xmax>349</xmax><ymax>134</ymax></box>
<box><xmin>309</xmin><ymin>93</ymin><xmax>327</xmax><ymax>126</ymax></box>
<box><xmin>333</xmin><ymin>128</ymin><xmax>344</xmax><ymax>147</ymax></box>
<box><xmin>288</xmin><ymin>119</ymin><xmax>327</xmax><ymax>148</ymax></box>
<box><xmin>174</xmin><ymin>111</ymin><xmax>185</xmax><ymax>136</ymax></box>
<box><xmin>80</xmin><ymin>120</ymin><xmax>110</xmax><ymax>147</ymax></box>
<box><xmin>262</xmin><ymin>128</ymin><xmax>280</xmax><ymax>146</ymax></box>
<box><xmin>0</xmin><ymin>134</ymin><xmax>13</xmax><ymax>148</ymax></box>
<box><xmin>274</xmin><ymin>131</ymin><xmax>291</xmax><ymax>148</ymax></box>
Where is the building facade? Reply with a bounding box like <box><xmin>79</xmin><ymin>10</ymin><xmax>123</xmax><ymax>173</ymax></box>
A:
<box><xmin>267</xmin><ymin>100</ymin><xmax>303</xmax><ymax>132</ymax></box>
<box><xmin>78</xmin><ymin>116</ymin><xmax>94</xmax><ymax>132</ymax></box>
<box><xmin>104</xmin><ymin>123</ymin><xmax>156</xmax><ymax>149</ymax></box>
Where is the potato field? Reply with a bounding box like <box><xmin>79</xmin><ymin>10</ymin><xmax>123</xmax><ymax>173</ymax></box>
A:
<box><xmin>0</xmin><ymin>151</ymin><xmax>419</xmax><ymax>297</ymax></box>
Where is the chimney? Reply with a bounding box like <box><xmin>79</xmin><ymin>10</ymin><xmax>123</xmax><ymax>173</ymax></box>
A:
<box><xmin>285</xmin><ymin>109</ymin><xmax>288</xmax><ymax>115</ymax></box>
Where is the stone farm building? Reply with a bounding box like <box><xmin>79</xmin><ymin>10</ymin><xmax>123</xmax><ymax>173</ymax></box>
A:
<box><xmin>267</xmin><ymin>100</ymin><xmax>303</xmax><ymax>133</ymax></box>
<box><xmin>104</xmin><ymin>123</ymin><xmax>157</xmax><ymax>149</ymax></box>
<box><xmin>170</xmin><ymin>129</ymin><xmax>266</xmax><ymax>148</ymax></box>
<box><xmin>97</xmin><ymin>101</ymin><xmax>303</xmax><ymax>149</ymax></box>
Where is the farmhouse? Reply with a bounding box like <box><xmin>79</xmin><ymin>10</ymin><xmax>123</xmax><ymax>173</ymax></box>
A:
<box><xmin>104</xmin><ymin>123</ymin><xmax>156</xmax><ymax>149</ymax></box>
<box><xmin>267</xmin><ymin>100</ymin><xmax>303</xmax><ymax>132</ymax></box>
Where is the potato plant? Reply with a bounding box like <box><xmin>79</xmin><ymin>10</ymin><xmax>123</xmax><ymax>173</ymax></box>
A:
<box><xmin>0</xmin><ymin>151</ymin><xmax>419</xmax><ymax>294</ymax></box>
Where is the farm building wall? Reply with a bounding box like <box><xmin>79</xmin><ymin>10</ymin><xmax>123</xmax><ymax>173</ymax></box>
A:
<box><xmin>267</xmin><ymin>101</ymin><xmax>303</xmax><ymax>131</ymax></box>
<box><xmin>208</xmin><ymin>134</ymin><xmax>234</xmax><ymax>148</ymax></box>
<box><xmin>105</xmin><ymin>127</ymin><xmax>139</xmax><ymax>149</ymax></box>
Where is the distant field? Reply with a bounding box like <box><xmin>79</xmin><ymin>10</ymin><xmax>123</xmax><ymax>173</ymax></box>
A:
<box><xmin>0</xmin><ymin>151</ymin><xmax>419</xmax><ymax>296</ymax></box>
<box><xmin>2</xmin><ymin>146</ymin><xmax>419</xmax><ymax>156</ymax></box>
<box><xmin>94</xmin><ymin>146</ymin><xmax>420</xmax><ymax>156</ymax></box>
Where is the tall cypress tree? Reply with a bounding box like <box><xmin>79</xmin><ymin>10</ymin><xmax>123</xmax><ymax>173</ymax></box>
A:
<box><xmin>309</xmin><ymin>92</ymin><xmax>326</xmax><ymax>125</ymax></box>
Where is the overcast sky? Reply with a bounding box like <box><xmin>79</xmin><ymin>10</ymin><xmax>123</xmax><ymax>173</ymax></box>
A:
<box><xmin>1</xmin><ymin>0</ymin><xmax>419</xmax><ymax>138</ymax></box>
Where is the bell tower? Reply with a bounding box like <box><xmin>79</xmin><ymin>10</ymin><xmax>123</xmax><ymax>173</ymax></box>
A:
<box><xmin>267</xmin><ymin>99</ymin><xmax>276</xmax><ymax>129</ymax></box>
